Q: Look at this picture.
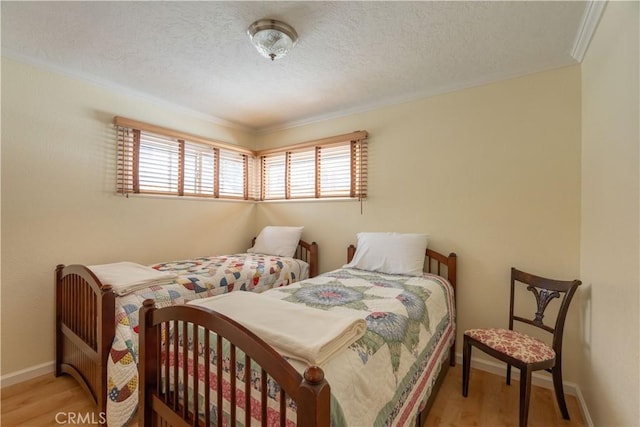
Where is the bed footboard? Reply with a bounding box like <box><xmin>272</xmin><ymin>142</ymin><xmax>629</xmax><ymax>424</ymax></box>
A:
<box><xmin>55</xmin><ymin>264</ymin><xmax>116</xmax><ymax>416</ymax></box>
<box><xmin>139</xmin><ymin>299</ymin><xmax>330</xmax><ymax>426</ymax></box>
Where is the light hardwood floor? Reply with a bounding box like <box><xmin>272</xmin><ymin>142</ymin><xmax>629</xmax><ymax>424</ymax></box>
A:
<box><xmin>425</xmin><ymin>367</ymin><xmax>584</xmax><ymax>427</ymax></box>
<box><xmin>1</xmin><ymin>366</ymin><xmax>585</xmax><ymax>426</ymax></box>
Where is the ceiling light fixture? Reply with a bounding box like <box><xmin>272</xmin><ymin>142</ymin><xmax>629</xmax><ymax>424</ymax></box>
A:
<box><xmin>247</xmin><ymin>19</ymin><xmax>298</xmax><ymax>61</ymax></box>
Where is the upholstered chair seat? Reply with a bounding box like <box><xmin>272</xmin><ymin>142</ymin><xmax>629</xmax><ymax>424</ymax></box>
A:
<box><xmin>464</xmin><ymin>328</ymin><xmax>555</xmax><ymax>364</ymax></box>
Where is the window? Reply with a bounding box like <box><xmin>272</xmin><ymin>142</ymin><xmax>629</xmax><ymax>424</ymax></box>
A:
<box><xmin>116</xmin><ymin>117</ymin><xmax>255</xmax><ymax>200</ymax></box>
<box><xmin>184</xmin><ymin>142</ymin><xmax>215</xmax><ymax>196</ymax></box>
<box><xmin>258</xmin><ymin>131</ymin><xmax>368</xmax><ymax>201</ymax></box>
<box><xmin>115</xmin><ymin>116</ymin><xmax>367</xmax><ymax>203</ymax></box>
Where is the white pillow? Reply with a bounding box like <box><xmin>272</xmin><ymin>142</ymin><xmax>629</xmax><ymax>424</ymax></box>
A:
<box><xmin>344</xmin><ymin>232</ymin><xmax>429</xmax><ymax>276</ymax></box>
<box><xmin>247</xmin><ymin>226</ymin><xmax>304</xmax><ymax>257</ymax></box>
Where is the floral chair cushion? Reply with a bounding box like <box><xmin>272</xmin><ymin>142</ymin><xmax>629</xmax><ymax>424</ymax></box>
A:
<box><xmin>464</xmin><ymin>328</ymin><xmax>555</xmax><ymax>364</ymax></box>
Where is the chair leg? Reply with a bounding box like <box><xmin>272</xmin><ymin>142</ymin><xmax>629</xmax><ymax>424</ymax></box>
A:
<box><xmin>519</xmin><ymin>366</ymin><xmax>532</xmax><ymax>427</ymax></box>
<box><xmin>449</xmin><ymin>339</ymin><xmax>456</xmax><ymax>366</ymax></box>
<box><xmin>506</xmin><ymin>363</ymin><xmax>512</xmax><ymax>385</ymax></box>
<box><xmin>462</xmin><ymin>336</ymin><xmax>472</xmax><ymax>397</ymax></box>
<box><xmin>552</xmin><ymin>364</ymin><xmax>570</xmax><ymax>420</ymax></box>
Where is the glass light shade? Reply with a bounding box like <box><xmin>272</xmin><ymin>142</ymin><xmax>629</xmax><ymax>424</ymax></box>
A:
<box><xmin>248</xmin><ymin>19</ymin><xmax>298</xmax><ymax>61</ymax></box>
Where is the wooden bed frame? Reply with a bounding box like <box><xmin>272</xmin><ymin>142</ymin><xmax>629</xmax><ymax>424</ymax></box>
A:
<box><xmin>139</xmin><ymin>246</ymin><xmax>457</xmax><ymax>427</ymax></box>
<box><xmin>54</xmin><ymin>239</ymin><xmax>318</xmax><ymax>417</ymax></box>
<box><xmin>139</xmin><ymin>300</ymin><xmax>332</xmax><ymax>426</ymax></box>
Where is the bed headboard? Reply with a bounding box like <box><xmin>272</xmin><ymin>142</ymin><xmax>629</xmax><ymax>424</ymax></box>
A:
<box><xmin>346</xmin><ymin>245</ymin><xmax>457</xmax><ymax>291</ymax></box>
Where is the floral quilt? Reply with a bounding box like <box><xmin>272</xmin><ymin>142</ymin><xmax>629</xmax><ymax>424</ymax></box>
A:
<box><xmin>152</xmin><ymin>253</ymin><xmax>309</xmax><ymax>294</ymax></box>
<box><xmin>163</xmin><ymin>268</ymin><xmax>455</xmax><ymax>426</ymax></box>
<box><xmin>105</xmin><ymin>253</ymin><xmax>309</xmax><ymax>426</ymax></box>
<box><xmin>263</xmin><ymin>268</ymin><xmax>455</xmax><ymax>426</ymax></box>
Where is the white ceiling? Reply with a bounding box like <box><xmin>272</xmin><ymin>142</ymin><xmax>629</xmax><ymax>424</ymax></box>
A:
<box><xmin>1</xmin><ymin>1</ymin><xmax>595</xmax><ymax>133</ymax></box>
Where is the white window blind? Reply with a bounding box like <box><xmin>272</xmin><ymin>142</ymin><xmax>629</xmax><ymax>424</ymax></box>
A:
<box><xmin>116</xmin><ymin>127</ymin><xmax>135</xmax><ymax>194</ymax></box>
<box><xmin>184</xmin><ymin>142</ymin><xmax>215</xmax><ymax>196</ymax></box>
<box><xmin>246</xmin><ymin>153</ymin><xmax>260</xmax><ymax>201</ymax></box>
<box><xmin>115</xmin><ymin>117</ymin><xmax>254</xmax><ymax>200</ymax></box>
<box><xmin>319</xmin><ymin>145</ymin><xmax>351</xmax><ymax>197</ymax></box>
<box><xmin>257</xmin><ymin>131</ymin><xmax>368</xmax><ymax>201</ymax></box>
<box><xmin>352</xmin><ymin>138</ymin><xmax>368</xmax><ymax>199</ymax></box>
<box><xmin>138</xmin><ymin>132</ymin><xmax>181</xmax><ymax>194</ymax></box>
<box><xmin>218</xmin><ymin>149</ymin><xmax>246</xmax><ymax>199</ymax></box>
<box><xmin>289</xmin><ymin>150</ymin><xmax>316</xmax><ymax>198</ymax></box>
<box><xmin>261</xmin><ymin>153</ymin><xmax>286</xmax><ymax>200</ymax></box>
<box><xmin>115</xmin><ymin>117</ymin><xmax>367</xmax><ymax>203</ymax></box>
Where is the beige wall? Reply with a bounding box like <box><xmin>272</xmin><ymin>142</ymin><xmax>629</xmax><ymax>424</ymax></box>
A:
<box><xmin>580</xmin><ymin>2</ymin><xmax>640</xmax><ymax>426</ymax></box>
<box><xmin>255</xmin><ymin>66</ymin><xmax>583</xmax><ymax>381</ymax></box>
<box><xmin>1</xmin><ymin>59</ymin><xmax>257</xmax><ymax>375</ymax></box>
<box><xmin>1</xmin><ymin>52</ymin><xmax>588</xmax><ymax>400</ymax></box>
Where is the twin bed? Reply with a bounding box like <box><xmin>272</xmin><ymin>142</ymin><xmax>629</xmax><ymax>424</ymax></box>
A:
<box><xmin>56</xmin><ymin>232</ymin><xmax>457</xmax><ymax>426</ymax></box>
<box><xmin>56</xmin><ymin>236</ymin><xmax>317</xmax><ymax>423</ymax></box>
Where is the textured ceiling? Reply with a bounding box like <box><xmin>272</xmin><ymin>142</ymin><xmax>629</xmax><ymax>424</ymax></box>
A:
<box><xmin>1</xmin><ymin>1</ymin><xmax>591</xmax><ymax>132</ymax></box>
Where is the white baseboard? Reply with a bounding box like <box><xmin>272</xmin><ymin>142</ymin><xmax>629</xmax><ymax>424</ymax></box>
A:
<box><xmin>459</xmin><ymin>353</ymin><xmax>593</xmax><ymax>427</ymax></box>
<box><xmin>573</xmin><ymin>384</ymin><xmax>595</xmax><ymax>427</ymax></box>
<box><xmin>1</xmin><ymin>361</ymin><xmax>55</xmax><ymax>388</ymax></box>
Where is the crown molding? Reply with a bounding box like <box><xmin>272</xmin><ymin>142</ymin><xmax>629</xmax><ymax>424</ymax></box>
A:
<box><xmin>571</xmin><ymin>0</ymin><xmax>608</xmax><ymax>62</ymax></box>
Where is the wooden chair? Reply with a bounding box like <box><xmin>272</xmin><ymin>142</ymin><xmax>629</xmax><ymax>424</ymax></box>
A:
<box><xmin>462</xmin><ymin>267</ymin><xmax>581</xmax><ymax>427</ymax></box>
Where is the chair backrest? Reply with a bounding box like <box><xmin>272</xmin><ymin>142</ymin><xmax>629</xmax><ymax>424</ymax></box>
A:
<box><xmin>509</xmin><ymin>268</ymin><xmax>581</xmax><ymax>354</ymax></box>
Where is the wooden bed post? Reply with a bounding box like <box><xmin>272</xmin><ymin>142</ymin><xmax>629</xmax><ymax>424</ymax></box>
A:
<box><xmin>346</xmin><ymin>245</ymin><xmax>356</xmax><ymax>264</ymax></box>
<box><xmin>138</xmin><ymin>299</ymin><xmax>159</xmax><ymax>427</ymax></box>
<box><xmin>309</xmin><ymin>242</ymin><xmax>319</xmax><ymax>278</ymax></box>
<box><xmin>448</xmin><ymin>253</ymin><xmax>457</xmax><ymax>367</ymax></box>
<box><xmin>55</xmin><ymin>264</ymin><xmax>64</xmax><ymax>377</ymax></box>
<box><xmin>97</xmin><ymin>284</ymin><xmax>115</xmax><ymax>416</ymax></box>
<box><xmin>297</xmin><ymin>366</ymin><xmax>331</xmax><ymax>426</ymax></box>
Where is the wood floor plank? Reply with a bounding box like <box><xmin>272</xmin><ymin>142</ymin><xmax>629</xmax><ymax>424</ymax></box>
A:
<box><xmin>1</xmin><ymin>366</ymin><xmax>585</xmax><ymax>426</ymax></box>
<box><xmin>424</xmin><ymin>366</ymin><xmax>585</xmax><ymax>427</ymax></box>
<box><xmin>1</xmin><ymin>376</ymin><xmax>100</xmax><ymax>427</ymax></box>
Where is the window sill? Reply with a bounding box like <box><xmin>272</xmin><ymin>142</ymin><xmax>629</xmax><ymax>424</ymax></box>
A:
<box><xmin>259</xmin><ymin>197</ymin><xmax>363</xmax><ymax>204</ymax></box>
<box><xmin>115</xmin><ymin>193</ymin><xmax>255</xmax><ymax>203</ymax></box>
<box><xmin>116</xmin><ymin>192</ymin><xmax>364</xmax><ymax>204</ymax></box>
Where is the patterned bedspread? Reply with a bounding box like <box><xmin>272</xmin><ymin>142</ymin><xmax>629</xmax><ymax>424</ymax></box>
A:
<box><xmin>264</xmin><ymin>269</ymin><xmax>455</xmax><ymax>426</ymax></box>
<box><xmin>105</xmin><ymin>253</ymin><xmax>309</xmax><ymax>426</ymax></box>
<box><xmin>152</xmin><ymin>253</ymin><xmax>309</xmax><ymax>294</ymax></box>
<box><xmin>163</xmin><ymin>268</ymin><xmax>455</xmax><ymax>426</ymax></box>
